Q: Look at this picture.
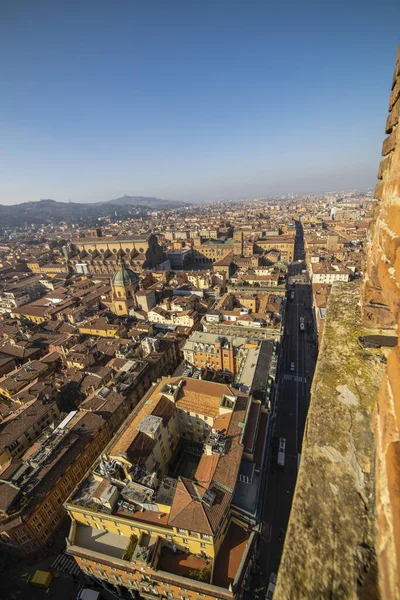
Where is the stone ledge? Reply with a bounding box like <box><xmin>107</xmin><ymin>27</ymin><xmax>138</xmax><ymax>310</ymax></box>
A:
<box><xmin>274</xmin><ymin>281</ymin><xmax>387</xmax><ymax>600</ymax></box>
<box><xmin>386</xmin><ymin>100</ymin><xmax>399</xmax><ymax>134</ymax></box>
<box><xmin>382</xmin><ymin>131</ymin><xmax>397</xmax><ymax>157</ymax></box>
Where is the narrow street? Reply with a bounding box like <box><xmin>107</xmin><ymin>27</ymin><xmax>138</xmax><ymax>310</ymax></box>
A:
<box><xmin>248</xmin><ymin>223</ymin><xmax>317</xmax><ymax>597</ymax></box>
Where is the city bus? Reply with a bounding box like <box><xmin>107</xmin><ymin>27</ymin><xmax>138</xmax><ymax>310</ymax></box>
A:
<box><xmin>277</xmin><ymin>437</ymin><xmax>286</xmax><ymax>467</ymax></box>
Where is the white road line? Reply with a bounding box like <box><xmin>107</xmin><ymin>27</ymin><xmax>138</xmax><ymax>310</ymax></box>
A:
<box><xmin>284</xmin><ymin>374</ymin><xmax>306</xmax><ymax>382</ymax></box>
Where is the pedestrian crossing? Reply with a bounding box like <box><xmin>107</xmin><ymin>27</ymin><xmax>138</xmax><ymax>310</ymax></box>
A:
<box><xmin>51</xmin><ymin>553</ymin><xmax>81</xmax><ymax>576</ymax></box>
<box><xmin>284</xmin><ymin>374</ymin><xmax>306</xmax><ymax>383</ymax></box>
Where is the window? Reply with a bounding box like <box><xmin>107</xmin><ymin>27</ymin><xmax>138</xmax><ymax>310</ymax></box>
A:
<box><xmin>201</xmin><ymin>543</ymin><xmax>206</xmax><ymax>548</ymax></box>
<box><xmin>183</xmin><ymin>538</ymin><xmax>188</xmax><ymax>544</ymax></box>
<box><xmin>201</xmin><ymin>533</ymin><xmax>210</xmax><ymax>540</ymax></box>
<box><xmin>178</xmin><ymin>529</ymin><xmax>186</xmax><ymax>534</ymax></box>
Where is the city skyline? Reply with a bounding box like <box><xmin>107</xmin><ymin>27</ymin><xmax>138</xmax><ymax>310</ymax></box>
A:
<box><xmin>1</xmin><ymin>0</ymin><xmax>399</xmax><ymax>204</ymax></box>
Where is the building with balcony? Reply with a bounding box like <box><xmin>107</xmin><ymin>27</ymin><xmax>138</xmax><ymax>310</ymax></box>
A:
<box><xmin>65</xmin><ymin>377</ymin><xmax>257</xmax><ymax>600</ymax></box>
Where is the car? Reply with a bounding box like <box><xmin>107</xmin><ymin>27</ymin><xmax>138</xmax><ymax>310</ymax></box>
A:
<box><xmin>290</xmin><ymin>362</ymin><xmax>295</xmax><ymax>371</ymax></box>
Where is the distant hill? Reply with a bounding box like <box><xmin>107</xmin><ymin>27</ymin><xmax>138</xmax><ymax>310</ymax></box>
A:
<box><xmin>105</xmin><ymin>195</ymin><xmax>188</xmax><ymax>209</ymax></box>
<box><xmin>0</xmin><ymin>196</ymin><xmax>189</xmax><ymax>229</ymax></box>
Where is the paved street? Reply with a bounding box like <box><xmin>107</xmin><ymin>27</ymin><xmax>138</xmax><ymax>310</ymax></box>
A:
<box><xmin>249</xmin><ymin>223</ymin><xmax>317</xmax><ymax>597</ymax></box>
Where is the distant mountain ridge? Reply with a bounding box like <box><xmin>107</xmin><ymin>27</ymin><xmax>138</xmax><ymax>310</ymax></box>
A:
<box><xmin>0</xmin><ymin>195</ymin><xmax>189</xmax><ymax>228</ymax></box>
<box><xmin>105</xmin><ymin>195</ymin><xmax>187</xmax><ymax>208</ymax></box>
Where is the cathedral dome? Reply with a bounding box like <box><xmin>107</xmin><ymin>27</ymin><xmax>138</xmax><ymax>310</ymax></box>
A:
<box><xmin>112</xmin><ymin>266</ymin><xmax>138</xmax><ymax>287</ymax></box>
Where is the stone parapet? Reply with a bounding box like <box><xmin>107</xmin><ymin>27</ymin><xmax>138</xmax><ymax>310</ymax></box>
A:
<box><xmin>274</xmin><ymin>281</ymin><xmax>386</xmax><ymax>599</ymax></box>
<box><xmin>363</xmin><ymin>44</ymin><xmax>400</xmax><ymax>600</ymax></box>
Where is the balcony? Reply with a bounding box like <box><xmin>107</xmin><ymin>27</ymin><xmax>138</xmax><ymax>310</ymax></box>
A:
<box><xmin>156</xmin><ymin>544</ymin><xmax>212</xmax><ymax>583</ymax></box>
<box><xmin>132</xmin><ymin>532</ymin><xmax>159</xmax><ymax>565</ymax></box>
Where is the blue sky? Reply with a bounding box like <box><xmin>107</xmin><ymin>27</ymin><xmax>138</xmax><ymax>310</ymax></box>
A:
<box><xmin>1</xmin><ymin>0</ymin><xmax>399</xmax><ymax>204</ymax></box>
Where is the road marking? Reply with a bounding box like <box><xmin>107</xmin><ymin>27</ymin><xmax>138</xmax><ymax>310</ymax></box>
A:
<box><xmin>284</xmin><ymin>374</ymin><xmax>306</xmax><ymax>383</ymax></box>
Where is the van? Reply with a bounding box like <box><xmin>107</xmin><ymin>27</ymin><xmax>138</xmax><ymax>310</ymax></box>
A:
<box><xmin>27</xmin><ymin>570</ymin><xmax>52</xmax><ymax>589</ymax></box>
<box><xmin>277</xmin><ymin>437</ymin><xmax>286</xmax><ymax>467</ymax></box>
<box><xmin>266</xmin><ymin>573</ymin><xmax>277</xmax><ymax>598</ymax></box>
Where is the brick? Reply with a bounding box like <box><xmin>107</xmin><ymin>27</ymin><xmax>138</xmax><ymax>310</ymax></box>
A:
<box><xmin>386</xmin><ymin>99</ymin><xmax>400</xmax><ymax>133</ymax></box>
<box><xmin>389</xmin><ymin>77</ymin><xmax>400</xmax><ymax>112</ymax></box>
<box><xmin>382</xmin><ymin>131</ymin><xmax>397</xmax><ymax>156</ymax></box>
<box><xmin>378</xmin><ymin>154</ymin><xmax>393</xmax><ymax>180</ymax></box>
<box><xmin>377</xmin><ymin>257</ymin><xmax>400</xmax><ymax>322</ymax></box>
<box><xmin>362</xmin><ymin>304</ymin><xmax>396</xmax><ymax>328</ymax></box>
<box><xmin>377</xmin><ymin>373</ymin><xmax>398</xmax><ymax>451</ymax></box>
<box><xmin>374</xmin><ymin>181</ymin><xmax>385</xmax><ymax>200</ymax></box>
<box><xmin>387</xmin><ymin>347</ymin><xmax>400</xmax><ymax>432</ymax></box>
<box><xmin>385</xmin><ymin>442</ymin><xmax>400</xmax><ymax>589</ymax></box>
<box><xmin>380</xmin><ymin>205</ymin><xmax>400</xmax><ymax>268</ymax></box>
<box><xmin>362</xmin><ymin>280</ymin><xmax>386</xmax><ymax>307</ymax></box>
<box><xmin>392</xmin><ymin>45</ymin><xmax>400</xmax><ymax>90</ymax></box>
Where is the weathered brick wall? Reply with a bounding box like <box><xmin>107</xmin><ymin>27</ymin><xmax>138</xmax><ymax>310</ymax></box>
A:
<box><xmin>361</xmin><ymin>44</ymin><xmax>400</xmax><ymax>600</ymax></box>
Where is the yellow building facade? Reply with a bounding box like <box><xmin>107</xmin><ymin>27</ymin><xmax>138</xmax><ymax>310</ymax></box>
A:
<box><xmin>65</xmin><ymin>378</ymin><xmax>256</xmax><ymax>600</ymax></box>
<box><xmin>109</xmin><ymin>263</ymin><xmax>139</xmax><ymax>316</ymax></box>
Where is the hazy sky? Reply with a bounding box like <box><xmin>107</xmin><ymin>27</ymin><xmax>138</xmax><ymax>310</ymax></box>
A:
<box><xmin>1</xmin><ymin>0</ymin><xmax>399</xmax><ymax>205</ymax></box>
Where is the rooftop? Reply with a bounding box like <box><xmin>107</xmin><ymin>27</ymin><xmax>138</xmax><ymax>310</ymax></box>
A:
<box><xmin>157</xmin><ymin>545</ymin><xmax>211</xmax><ymax>581</ymax></box>
<box><xmin>74</xmin><ymin>523</ymin><xmax>129</xmax><ymax>560</ymax></box>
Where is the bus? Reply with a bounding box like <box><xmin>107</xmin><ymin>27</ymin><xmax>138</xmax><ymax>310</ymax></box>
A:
<box><xmin>266</xmin><ymin>573</ymin><xmax>277</xmax><ymax>599</ymax></box>
<box><xmin>277</xmin><ymin>437</ymin><xmax>286</xmax><ymax>467</ymax></box>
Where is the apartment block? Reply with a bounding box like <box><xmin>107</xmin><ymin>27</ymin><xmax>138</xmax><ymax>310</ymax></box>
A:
<box><xmin>65</xmin><ymin>378</ymin><xmax>257</xmax><ymax>600</ymax></box>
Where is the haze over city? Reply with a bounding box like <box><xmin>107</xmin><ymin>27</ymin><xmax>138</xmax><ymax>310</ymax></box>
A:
<box><xmin>1</xmin><ymin>1</ymin><xmax>400</xmax><ymax>597</ymax></box>
<box><xmin>1</xmin><ymin>0</ymin><xmax>399</xmax><ymax>205</ymax></box>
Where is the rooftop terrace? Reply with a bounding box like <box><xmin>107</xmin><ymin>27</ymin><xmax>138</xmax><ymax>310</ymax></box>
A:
<box><xmin>75</xmin><ymin>524</ymin><xmax>129</xmax><ymax>560</ymax></box>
